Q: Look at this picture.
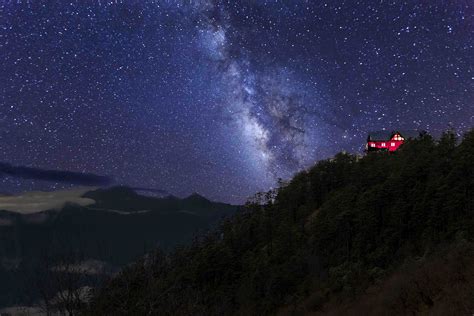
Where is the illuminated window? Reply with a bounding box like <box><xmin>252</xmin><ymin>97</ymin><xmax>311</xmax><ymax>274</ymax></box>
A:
<box><xmin>370</xmin><ymin>143</ymin><xmax>375</xmax><ymax>147</ymax></box>
<box><xmin>381</xmin><ymin>143</ymin><xmax>386</xmax><ymax>147</ymax></box>
<box><xmin>392</xmin><ymin>134</ymin><xmax>404</xmax><ymax>141</ymax></box>
<box><xmin>391</xmin><ymin>142</ymin><xmax>395</xmax><ymax>146</ymax></box>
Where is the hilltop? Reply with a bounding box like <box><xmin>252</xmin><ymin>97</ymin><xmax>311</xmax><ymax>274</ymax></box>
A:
<box><xmin>87</xmin><ymin>129</ymin><xmax>474</xmax><ymax>315</ymax></box>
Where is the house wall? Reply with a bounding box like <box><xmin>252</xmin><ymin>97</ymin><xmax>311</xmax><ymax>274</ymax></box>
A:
<box><xmin>367</xmin><ymin>140</ymin><xmax>404</xmax><ymax>152</ymax></box>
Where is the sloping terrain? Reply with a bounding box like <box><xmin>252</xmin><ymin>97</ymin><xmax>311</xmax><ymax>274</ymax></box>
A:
<box><xmin>307</xmin><ymin>241</ymin><xmax>474</xmax><ymax>316</ymax></box>
<box><xmin>87</xmin><ymin>130</ymin><xmax>474</xmax><ymax>315</ymax></box>
<box><xmin>0</xmin><ymin>188</ymin><xmax>238</xmax><ymax>308</ymax></box>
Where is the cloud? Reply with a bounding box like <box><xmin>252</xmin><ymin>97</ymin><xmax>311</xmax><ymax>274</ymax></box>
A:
<box><xmin>0</xmin><ymin>162</ymin><xmax>112</xmax><ymax>186</ymax></box>
<box><xmin>0</xmin><ymin>187</ymin><xmax>96</xmax><ymax>214</ymax></box>
<box><xmin>52</xmin><ymin>259</ymin><xmax>109</xmax><ymax>275</ymax></box>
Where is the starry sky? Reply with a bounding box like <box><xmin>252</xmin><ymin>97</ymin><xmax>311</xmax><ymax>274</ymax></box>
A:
<box><xmin>0</xmin><ymin>0</ymin><xmax>473</xmax><ymax>203</ymax></box>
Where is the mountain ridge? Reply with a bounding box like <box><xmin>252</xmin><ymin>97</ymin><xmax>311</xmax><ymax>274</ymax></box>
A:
<box><xmin>0</xmin><ymin>186</ymin><xmax>240</xmax><ymax>309</ymax></box>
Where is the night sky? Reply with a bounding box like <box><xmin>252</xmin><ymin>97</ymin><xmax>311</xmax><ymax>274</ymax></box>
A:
<box><xmin>0</xmin><ymin>1</ymin><xmax>473</xmax><ymax>203</ymax></box>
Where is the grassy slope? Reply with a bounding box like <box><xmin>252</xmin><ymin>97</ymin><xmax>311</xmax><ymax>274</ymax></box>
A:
<box><xmin>88</xmin><ymin>129</ymin><xmax>474</xmax><ymax>315</ymax></box>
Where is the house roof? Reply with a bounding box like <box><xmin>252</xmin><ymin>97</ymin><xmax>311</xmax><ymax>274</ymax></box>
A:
<box><xmin>367</xmin><ymin>130</ymin><xmax>420</xmax><ymax>141</ymax></box>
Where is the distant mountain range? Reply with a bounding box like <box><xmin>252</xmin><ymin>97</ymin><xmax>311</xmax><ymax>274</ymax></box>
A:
<box><xmin>0</xmin><ymin>186</ymin><xmax>239</xmax><ymax>308</ymax></box>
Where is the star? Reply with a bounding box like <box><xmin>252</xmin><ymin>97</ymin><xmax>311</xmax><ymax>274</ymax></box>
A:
<box><xmin>0</xmin><ymin>0</ymin><xmax>472</xmax><ymax>204</ymax></box>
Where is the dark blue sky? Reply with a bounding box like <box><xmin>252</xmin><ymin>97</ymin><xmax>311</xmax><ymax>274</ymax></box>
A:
<box><xmin>0</xmin><ymin>1</ymin><xmax>473</xmax><ymax>203</ymax></box>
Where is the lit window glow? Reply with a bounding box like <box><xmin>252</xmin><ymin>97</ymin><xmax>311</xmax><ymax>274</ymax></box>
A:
<box><xmin>392</xmin><ymin>134</ymin><xmax>404</xmax><ymax>141</ymax></box>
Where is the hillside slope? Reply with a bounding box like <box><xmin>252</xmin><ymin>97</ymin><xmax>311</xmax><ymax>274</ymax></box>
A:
<box><xmin>0</xmin><ymin>188</ymin><xmax>238</xmax><ymax>309</ymax></box>
<box><xmin>88</xmin><ymin>129</ymin><xmax>474</xmax><ymax>315</ymax></box>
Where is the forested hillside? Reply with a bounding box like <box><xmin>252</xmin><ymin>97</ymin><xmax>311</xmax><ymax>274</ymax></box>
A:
<box><xmin>88</xmin><ymin>129</ymin><xmax>474</xmax><ymax>315</ymax></box>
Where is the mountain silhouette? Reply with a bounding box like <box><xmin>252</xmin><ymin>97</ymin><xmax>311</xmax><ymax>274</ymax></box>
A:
<box><xmin>0</xmin><ymin>186</ymin><xmax>239</xmax><ymax>308</ymax></box>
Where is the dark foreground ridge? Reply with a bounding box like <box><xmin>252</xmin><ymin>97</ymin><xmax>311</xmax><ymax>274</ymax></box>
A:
<box><xmin>87</xmin><ymin>129</ymin><xmax>474</xmax><ymax>315</ymax></box>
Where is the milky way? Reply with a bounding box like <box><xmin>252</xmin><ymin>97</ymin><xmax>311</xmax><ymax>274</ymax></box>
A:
<box><xmin>0</xmin><ymin>1</ymin><xmax>473</xmax><ymax>203</ymax></box>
